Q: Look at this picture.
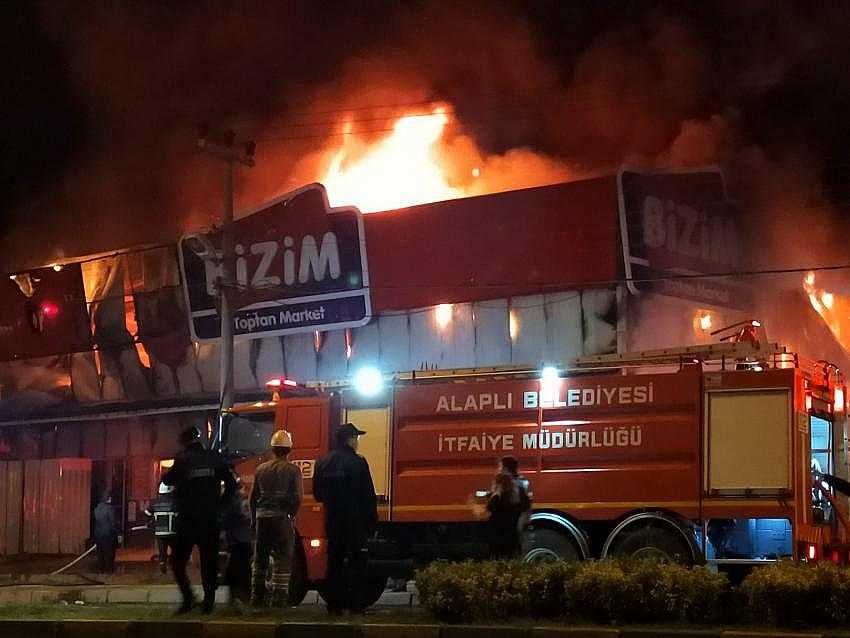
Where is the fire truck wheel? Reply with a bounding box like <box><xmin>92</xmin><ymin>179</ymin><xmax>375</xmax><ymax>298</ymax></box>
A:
<box><xmin>287</xmin><ymin>542</ymin><xmax>309</xmax><ymax>606</ymax></box>
<box><xmin>360</xmin><ymin>574</ymin><xmax>389</xmax><ymax>608</ymax></box>
<box><xmin>316</xmin><ymin>574</ymin><xmax>387</xmax><ymax>609</ymax></box>
<box><xmin>522</xmin><ymin>527</ymin><xmax>581</xmax><ymax>562</ymax></box>
<box><xmin>608</xmin><ymin>523</ymin><xmax>693</xmax><ymax>565</ymax></box>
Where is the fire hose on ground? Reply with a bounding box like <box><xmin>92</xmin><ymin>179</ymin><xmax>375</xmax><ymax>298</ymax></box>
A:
<box><xmin>0</xmin><ymin>543</ymin><xmax>103</xmax><ymax>587</ymax></box>
<box><xmin>47</xmin><ymin>522</ymin><xmax>151</xmax><ymax>582</ymax></box>
<box><xmin>50</xmin><ymin>544</ymin><xmax>98</xmax><ymax>575</ymax></box>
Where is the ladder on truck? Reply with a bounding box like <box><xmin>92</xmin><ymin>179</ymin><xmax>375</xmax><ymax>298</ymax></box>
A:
<box><xmin>573</xmin><ymin>340</ymin><xmax>789</xmax><ymax>371</ymax></box>
<box><xmin>382</xmin><ymin>340</ymin><xmax>795</xmax><ymax>384</ymax></box>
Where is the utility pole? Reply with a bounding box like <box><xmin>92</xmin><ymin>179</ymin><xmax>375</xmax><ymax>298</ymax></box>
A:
<box><xmin>197</xmin><ymin>127</ymin><xmax>255</xmax><ymax>449</ymax></box>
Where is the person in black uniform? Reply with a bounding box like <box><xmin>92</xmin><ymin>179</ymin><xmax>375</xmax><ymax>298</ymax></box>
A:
<box><xmin>313</xmin><ymin>422</ymin><xmax>378</xmax><ymax>615</ymax></box>
<box><xmin>145</xmin><ymin>482</ymin><xmax>177</xmax><ymax>574</ymax></box>
<box><xmin>162</xmin><ymin>426</ymin><xmax>236</xmax><ymax>614</ymax></box>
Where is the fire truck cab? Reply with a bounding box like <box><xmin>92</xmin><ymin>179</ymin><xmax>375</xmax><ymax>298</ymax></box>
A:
<box><xmin>225</xmin><ymin>335</ymin><xmax>850</xmax><ymax>604</ymax></box>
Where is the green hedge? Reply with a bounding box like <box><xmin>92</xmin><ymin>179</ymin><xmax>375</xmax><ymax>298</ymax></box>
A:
<box><xmin>740</xmin><ymin>561</ymin><xmax>850</xmax><ymax>626</ymax></box>
<box><xmin>416</xmin><ymin>559</ymin><xmax>850</xmax><ymax>627</ymax></box>
<box><xmin>416</xmin><ymin>558</ymin><xmax>728</xmax><ymax>624</ymax></box>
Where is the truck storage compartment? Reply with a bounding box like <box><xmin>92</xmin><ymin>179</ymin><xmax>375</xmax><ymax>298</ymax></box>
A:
<box><xmin>704</xmin><ymin>389</ymin><xmax>791</xmax><ymax>495</ymax></box>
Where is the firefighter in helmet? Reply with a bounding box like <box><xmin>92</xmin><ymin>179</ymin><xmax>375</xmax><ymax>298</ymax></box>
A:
<box><xmin>162</xmin><ymin>426</ymin><xmax>236</xmax><ymax>614</ymax></box>
<box><xmin>145</xmin><ymin>482</ymin><xmax>178</xmax><ymax>574</ymax></box>
<box><xmin>249</xmin><ymin>429</ymin><xmax>303</xmax><ymax>607</ymax></box>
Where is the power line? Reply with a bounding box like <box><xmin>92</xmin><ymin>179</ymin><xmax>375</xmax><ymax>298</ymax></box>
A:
<box><xmin>229</xmin><ymin>75</ymin><xmax>797</xmax><ymax>133</ymax></box>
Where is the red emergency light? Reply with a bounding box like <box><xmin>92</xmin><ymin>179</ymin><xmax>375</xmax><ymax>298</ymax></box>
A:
<box><xmin>266</xmin><ymin>376</ymin><xmax>297</xmax><ymax>401</ymax></box>
<box><xmin>40</xmin><ymin>301</ymin><xmax>59</xmax><ymax>319</ymax></box>
<box><xmin>266</xmin><ymin>377</ymin><xmax>297</xmax><ymax>389</ymax></box>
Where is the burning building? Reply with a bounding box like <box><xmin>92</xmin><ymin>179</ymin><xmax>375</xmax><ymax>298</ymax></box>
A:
<box><xmin>0</xmin><ymin>109</ymin><xmax>843</xmax><ymax>556</ymax></box>
<box><xmin>0</xmin><ymin>172</ymin><xmax>836</xmax><ymax>555</ymax></box>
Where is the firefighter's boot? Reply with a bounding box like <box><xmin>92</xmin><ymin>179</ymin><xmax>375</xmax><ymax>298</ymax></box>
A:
<box><xmin>250</xmin><ymin>562</ymin><xmax>268</xmax><ymax>607</ymax></box>
<box><xmin>270</xmin><ymin>563</ymin><xmax>289</xmax><ymax>608</ymax></box>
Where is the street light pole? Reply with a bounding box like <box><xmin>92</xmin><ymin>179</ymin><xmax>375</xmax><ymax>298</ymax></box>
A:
<box><xmin>220</xmin><ymin>156</ymin><xmax>235</xmax><ymax>435</ymax></box>
<box><xmin>197</xmin><ymin>128</ymin><xmax>255</xmax><ymax>449</ymax></box>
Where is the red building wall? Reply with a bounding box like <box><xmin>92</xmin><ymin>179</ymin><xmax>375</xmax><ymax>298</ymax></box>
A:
<box><xmin>363</xmin><ymin>177</ymin><xmax>621</xmax><ymax>312</ymax></box>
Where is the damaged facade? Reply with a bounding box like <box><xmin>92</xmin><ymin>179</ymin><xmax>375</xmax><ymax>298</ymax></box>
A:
<box><xmin>0</xmin><ymin>168</ymin><xmax>839</xmax><ymax>555</ymax></box>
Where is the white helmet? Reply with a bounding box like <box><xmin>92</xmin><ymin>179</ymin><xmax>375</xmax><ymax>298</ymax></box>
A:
<box><xmin>158</xmin><ymin>482</ymin><xmax>174</xmax><ymax>495</ymax></box>
<box><xmin>270</xmin><ymin>430</ymin><xmax>293</xmax><ymax>448</ymax></box>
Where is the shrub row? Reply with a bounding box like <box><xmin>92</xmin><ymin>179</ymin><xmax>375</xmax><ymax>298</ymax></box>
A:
<box><xmin>416</xmin><ymin>559</ymin><xmax>850</xmax><ymax>627</ymax></box>
<box><xmin>740</xmin><ymin>560</ymin><xmax>850</xmax><ymax>626</ymax></box>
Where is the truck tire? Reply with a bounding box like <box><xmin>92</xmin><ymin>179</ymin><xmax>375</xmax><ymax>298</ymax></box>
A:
<box><xmin>360</xmin><ymin>574</ymin><xmax>389</xmax><ymax>608</ymax></box>
<box><xmin>607</xmin><ymin>522</ymin><xmax>694</xmax><ymax>565</ymax></box>
<box><xmin>522</xmin><ymin>527</ymin><xmax>581</xmax><ymax>562</ymax></box>
<box><xmin>287</xmin><ymin>541</ymin><xmax>310</xmax><ymax>606</ymax></box>
<box><xmin>317</xmin><ymin>574</ymin><xmax>388</xmax><ymax>609</ymax></box>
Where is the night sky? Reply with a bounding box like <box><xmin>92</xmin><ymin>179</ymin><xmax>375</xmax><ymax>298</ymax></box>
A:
<box><xmin>2</xmin><ymin>1</ymin><xmax>849</xmax><ymax>271</ymax></box>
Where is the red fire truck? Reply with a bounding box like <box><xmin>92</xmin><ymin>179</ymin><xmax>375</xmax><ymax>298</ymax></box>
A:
<box><xmin>226</xmin><ymin>332</ymin><xmax>850</xmax><ymax>605</ymax></box>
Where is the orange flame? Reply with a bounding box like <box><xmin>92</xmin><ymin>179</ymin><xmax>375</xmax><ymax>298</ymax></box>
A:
<box><xmin>804</xmin><ymin>272</ymin><xmax>850</xmax><ymax>351</ymax></box>
<box><xmin>322</xmin><ymin>107</ymin><xmax>463</xmax><ymax>212</ymax></box>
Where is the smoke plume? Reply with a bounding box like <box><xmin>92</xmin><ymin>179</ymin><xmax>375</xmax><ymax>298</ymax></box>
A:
<box><xmin>2</xmin><ymin>1</ymin><xmax>850</xmax><ymax>277</ymax></box>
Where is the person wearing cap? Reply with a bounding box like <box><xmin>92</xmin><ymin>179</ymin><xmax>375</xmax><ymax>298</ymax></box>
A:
<box><xmin>162</xmin><ymin>425</ymin><xmax>236</xmax><ymax>614</ymax></box>
<box><xmin>249</xmin><ymin>429</ymin><xmax>303</xmax><ymax>607</ymax></box>
<box><xmin>313</xmin><ymin>422</ymin><xmax>378</xmax><ymax>615</ymax></box>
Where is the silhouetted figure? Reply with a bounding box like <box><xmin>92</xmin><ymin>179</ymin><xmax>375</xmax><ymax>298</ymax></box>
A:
<box><xmin>93</xmin><ymin>492</ymin><xmax>118</xmax><ymax>574</ymax></box>
<box><xmin>314</xmin><ymin>423</ymin><xmax>378</xmax><ymax>615</ymax></box>
<box><xmin>487</xmin><ymin>471</ymin><xmax>530</xmax><ymax>559</ymax></box>
<box><xmin>163</xmin><ymin>426</ymin><xmax>236</xmax><ymax>614</ymax></box>
<box><xmin>224</xmin><ymin>478</ymin><xmax>253</xmax><ymax>611</ymax></box>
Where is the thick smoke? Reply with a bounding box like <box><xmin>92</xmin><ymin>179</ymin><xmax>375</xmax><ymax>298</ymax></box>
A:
<box><xmin>3</xmin><ymin>1</ymin><xmax>850</xmax><ymax>277</ymax></box>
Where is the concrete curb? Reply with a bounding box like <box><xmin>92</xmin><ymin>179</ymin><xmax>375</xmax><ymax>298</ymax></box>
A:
<box><xmin>125</xmin><ymin>620</ymin><xmax>203</xmax><ymax>638</ymax></box>
<box><xmin>275</xmin><ymin>624</ymin><xmax>359</xmax><ymax>638</ymax></box>
<box><xmin>0</xmin><ymin>619</ymin><xmax>59</xmax><ymax>637</ymax></box>
<box><xmin>620</xmin><ymin>630</ymin><xmax>721</xmax><ymax>638</ymax></box>
<box><xmin>531</xmin><ymin>629</ymin><xmax>621</xmax><ymax>637</ymax></box>
<box><xmin>62</xmin><ymin>620</ymin><xmax>130</xmax><ymax>638</ymax></box>
<box><xmin>202</xmin><ymin>621</ymin><xmax>277</xmax><ymax>638</ymax></box>
<box><xmin>442</xmin><ymin>627</ymin><xmax>528</xmax><ymax>638</ymax></box>
<box><xmin>360</xmin><ymin>624</ymin><xmax>441</xmax><ymax>638</ymax></box>
<box><xmin>0</xmin><ymin>620</ymin><xmax>838</xmax><ymax>638</ymax></box>
<box><xmin>0</xmin><ymin>586</ymin><xmax>406</xmax><ymax>607</ymax></box>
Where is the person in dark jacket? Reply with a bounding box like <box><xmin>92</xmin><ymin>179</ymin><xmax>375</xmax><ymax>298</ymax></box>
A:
<box><xmin>499</xmin><ymin>456</ymin><xmax>533</xmax><ymax>500</ymax></box>
<box><xmin>498</xmin><ymin>456</ymin><xmax>533</xmax><ymax>533</ymax></box>
<box><xmin>313</xmin><ymin>422</ymin><xmax>378</xmax><ymax>615</ymax></box>
<box><xmin>223</xmin><ymin>478</ymin><xmax>253</xmax><ymax>611</ymax></box>
<box><xmin>162</xmin><ymin>426</ymin><xmax>237</xmax><ymax>614</ymax></box>
<box><xmin>249</xmin><ymin>429</ymin><xmax>302</xmax><ymax>608</ymax></box>
<box><xmin>93</xmin><ymin>491</ymin><xmax>118</xmax><ymax>574</ymax></box>
<box><xmin>486</xmin><ymin>471</ymin><xmax>530</xmax><ymax>559</ymax></box>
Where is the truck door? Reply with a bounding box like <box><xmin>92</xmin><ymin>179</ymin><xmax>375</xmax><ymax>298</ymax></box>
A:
<box><xmin>810</xmin><ymin>415</ymin><xmax>833</xmax><ymax>521</ymax></box>
<box><xmin>344</xmin><ymin>407</ymin><xmax>391</xmax><ymax>505</ymax></box>
<box><xmin>704</xmin><ymin>388</ymin><xmax>792</xmax><ymax>496</ymax></box>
